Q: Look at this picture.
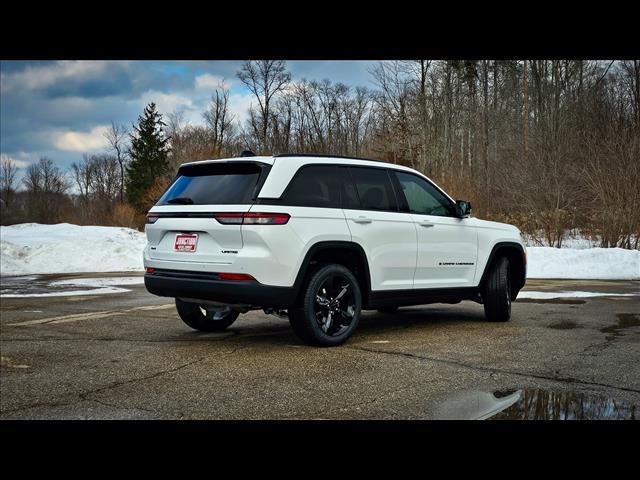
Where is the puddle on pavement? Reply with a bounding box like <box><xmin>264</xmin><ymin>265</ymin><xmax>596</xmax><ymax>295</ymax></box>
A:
<box><xmin>1</xmin><ymin>275</ymin><xmax>82</xmax><ymax>296</ymax></box>
<box><xmin>0</xmin><ymin>275</ymin><xmax>141</xmax><ymax>297</ymax></box>
<box><xmin>600</xmin><ymin>313</ymin><xmax>640</xmax><ymax>341</ymax></box>
<box><xmin>436</xmin><ymin>388</ymin><xmax>637</xmax><ymax>420</ymax></box>
<box><xmin>547</xmin><ymin>320</ymin><xmax>582</xmax><ymax>330</ymax></box>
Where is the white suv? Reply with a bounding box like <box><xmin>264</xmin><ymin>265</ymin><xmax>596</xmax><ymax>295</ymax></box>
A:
<box><xmin>143</xmin><ymin>153</ymin><xmax>526</xmax><ymax>346</ymax></box>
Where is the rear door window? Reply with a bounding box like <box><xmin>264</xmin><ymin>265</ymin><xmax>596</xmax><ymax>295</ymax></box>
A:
<box><xmin>348</xmin><ymin>167</ymin><xmax>398</xmax><ymax>212</ymax></box>
<box><xmin>157</xmin><ymin>163</ymin><xmax>264</xmax><ymax>205</ymax></box>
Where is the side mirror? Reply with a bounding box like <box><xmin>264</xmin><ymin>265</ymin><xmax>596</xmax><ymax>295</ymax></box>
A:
<box><xmin>455</xmin><ymin>200</ymin><xmax>472</xmax><ymax>218</ymax></box>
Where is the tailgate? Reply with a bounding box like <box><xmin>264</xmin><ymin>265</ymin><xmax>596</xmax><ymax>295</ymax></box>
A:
<box><xmin>145</xmin><ymin>161</ymin><xmax>270</xmax><ymax>265</ymax></box>
<box><xmin>146</xmin><ymin>205</ymin><xmax>249</xmax><ymax>265</ymax></box>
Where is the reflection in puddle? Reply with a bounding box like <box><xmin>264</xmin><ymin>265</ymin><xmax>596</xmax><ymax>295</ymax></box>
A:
<box><xmin>490</xmin><ymin>389</ymin><xmax>637</xmax><ymax>420</ymax></box>
<box><xmin>435</xmin><ymin>390</ymin><xmax>523</xmax><ymax>420</ymax></box>
<box><xmin>436</xmin><ymin>389</ymin><xmax>637</xmax><ymax>420</ymax></box>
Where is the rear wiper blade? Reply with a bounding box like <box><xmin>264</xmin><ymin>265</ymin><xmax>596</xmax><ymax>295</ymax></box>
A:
<box><xmin>167</xmin><ymin>197</ymin><xmax>194</xmax><ymax>205</ymax></box>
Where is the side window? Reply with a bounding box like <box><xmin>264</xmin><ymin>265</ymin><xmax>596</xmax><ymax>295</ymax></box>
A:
<box><xmin>394</xmin><ymin>171</ymin><xmax>455</xmax><ymax>217</ymax></box>
<box><xmin>281</xmin><ymin>165</ymin><xmax>340</xmax><ymax>208</ymax></box>
<box><xmin>339</xmin><ymin>166</ymin><xmax>360</xmax><ymax>209</ymax></box>
<box><xmin>348</xmin><ymin>167</ymin><xmax>398</xmax><ymax>212</ymax></box>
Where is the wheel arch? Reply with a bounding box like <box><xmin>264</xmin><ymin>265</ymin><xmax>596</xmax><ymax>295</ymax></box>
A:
<box><xmin>292</xmin><ymin>241</ymin><xmax>372</xmax><ymax>306</ymax></box>
<box><xmin>479</xmin><ymin>242</ymin><xmax>527</xmax><ymax>299</ymax></box>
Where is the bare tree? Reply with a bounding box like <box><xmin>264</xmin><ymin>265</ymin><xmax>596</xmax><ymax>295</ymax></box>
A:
<box><xmin>203</xmin><ymin>81</ymin><xmax>235</xmax><ymax>152</ymax></box>
<box><xmin>104</xmin><ymin>121</ymin><xmax>128</xmax><ymax>203</ymax></box>
<box><xmin>22</xmin><ymin>157</ymin><xmax>69</xmax><ymax>223</ymax></box>
<box><xmin>237</xmin><ymin>60</ymin><xmax>291</xmax><ymax>152</ymax></box>
<box><xmin>0</xmin><ymin>155</ymin><xmax>19</xmax><ymax>208</ymax></box>
<box><xmin>71</xmin><ymin>154</ymin><xmax>121</xmax><ymax>224</ymax></box>
<box><xmin>72</xmin><ymin>155</ymin><xmax>94</xmax><ymax>197</ymax></box>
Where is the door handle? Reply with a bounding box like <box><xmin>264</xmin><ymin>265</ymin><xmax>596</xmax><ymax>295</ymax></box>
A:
<box><xmin>419</xmin><ymin>221</ymin><xmax>435</xmax><ymax>228</ymax></box>
<box><xmin>353</xmin><ymin>216</ymin><xmax>372</xmax><ymax>224</ymax></box>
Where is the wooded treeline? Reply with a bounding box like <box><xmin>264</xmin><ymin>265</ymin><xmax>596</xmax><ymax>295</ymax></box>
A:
<box><xmin>1</xmin><ymin>60</ymin><xmax>638</xmax><ymax>248</ymax></box>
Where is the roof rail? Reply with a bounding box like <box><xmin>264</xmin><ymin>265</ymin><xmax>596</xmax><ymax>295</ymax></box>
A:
<box><xmin>274</xmin><ymin>153</ymin><xmax>385</xmax><ymax>163</ymax></box>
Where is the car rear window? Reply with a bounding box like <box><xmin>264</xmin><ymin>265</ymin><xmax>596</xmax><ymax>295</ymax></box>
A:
<box><xmin>156</xmin><ymin>163</ymin><xmax>265</xmax><ymax>206</ymax></box>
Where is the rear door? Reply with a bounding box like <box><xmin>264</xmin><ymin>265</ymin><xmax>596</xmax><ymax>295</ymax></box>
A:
<box><xmin>341</xmin><ymin>166</ymin><xmax>417</xmax><ymax>291</ymax></box>
<box><xmin>392</xmin><ymin>170</ymin><xmax>478</xmax><ymax>288</ymax></box>
<box><xmin>146</xmin><ymin>161</ymin><xmax>268</xmax><ymax>265</ymax></box>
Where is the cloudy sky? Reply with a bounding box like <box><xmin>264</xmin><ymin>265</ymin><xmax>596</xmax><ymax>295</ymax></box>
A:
<box><xmin>0</xmin><ymin>60</ymin><xmax>376</xmax><ymax>182</ymax></box>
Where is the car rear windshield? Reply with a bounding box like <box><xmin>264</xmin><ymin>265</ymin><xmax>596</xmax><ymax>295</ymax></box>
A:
<box><xmin>156</xmin><ymin>162</ymin><xmax>265</xmax><ymax>206</ymax></box>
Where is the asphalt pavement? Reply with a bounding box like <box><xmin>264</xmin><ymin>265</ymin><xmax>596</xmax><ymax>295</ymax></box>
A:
<box><xmin>1</xmin><ymin>274</ymin><xmax>638</xmax><ymax>419</ymax></box>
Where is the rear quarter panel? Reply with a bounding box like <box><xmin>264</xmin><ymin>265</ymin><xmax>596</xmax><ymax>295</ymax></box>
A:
<box><xmin>243</xmin><ymin>205</ymin><xmax>351</xmax><ymax>286</ymax></box>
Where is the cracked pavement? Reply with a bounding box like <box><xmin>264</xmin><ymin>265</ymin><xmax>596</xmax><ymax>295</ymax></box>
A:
<box><xmin>1</xmin><ymin>274</ymin><xmax>639</xmax><ymax>419</ymax></box>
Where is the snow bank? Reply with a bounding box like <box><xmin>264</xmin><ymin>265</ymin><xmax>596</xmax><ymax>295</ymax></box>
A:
<box><xmin>0</xmin><ymin>223</ymin><xmax>146</xmax><ymax>277</ymax></box>
<box><xmin>526</xmin><ymin>246</ymin><xmax>640</xmax><ymax>280</ymax></box>
<box><xmin>1</xmin><ymin>223</ymin><xmax>638</xmax><ymax>280</ymax></box>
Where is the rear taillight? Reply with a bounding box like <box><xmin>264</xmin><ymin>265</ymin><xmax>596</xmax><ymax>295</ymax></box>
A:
<box><xmin>217</xmin><ymin>272</ymin><xmax>255</xmax><ymax>281</ymax></box>
<box><xmin>146</xmin><ymin>214</ymin><xmax>159</xmax><ymax>224</ymax></box>
<box><xmin>146</xmin><ymin>267</ymin><xmax>154</xmax><ymax>273</ymax></box>
<box><xmin>214</xmin><ymin>212</ymin><xmax>290</xmax><ymax>225</ymax></box>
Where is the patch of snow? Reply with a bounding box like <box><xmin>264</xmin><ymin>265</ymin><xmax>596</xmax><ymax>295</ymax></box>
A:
<box><xmin>1</xmin><ymin>287</ymin><xmax>131</xmax><ymax>298</ymax></box>
<box><xmin>526</xmin><ymin>247</ymin><xmax>640</xmax><ymax>280</ymax></box>
<box><xmin>517</xmin><ymin>290</ymin><xmax>638</xmax><ymax>300</ymax></box>
<box><xmin>1</xmin><ymin>223</ymin><xmax>146</xmax><ymax>277</ymax></box>
<box><xmin>50</xmin><ymin>276</ymin><xmax>144</xmax><ymax>287</ymax></box>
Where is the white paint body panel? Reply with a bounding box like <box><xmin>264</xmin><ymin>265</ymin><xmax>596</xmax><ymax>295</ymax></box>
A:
<box><xmin>411</xmin><ymin>214</ymin><xmax>478</xmax><ymax>288</ymax></box>
<box><xmin>343</xmin><ymin>209</ymin><xmax>417</xmax><ymax>290</ymax></box>
<box><xmin>143</xmin><ymin>155</ymin><xmax>525</xmax><ymax>292</ymax></box>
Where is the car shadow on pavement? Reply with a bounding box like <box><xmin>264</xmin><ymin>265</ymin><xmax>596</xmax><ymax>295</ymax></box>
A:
<box><xmin>170</xmin><ymin>305</ymin><xmax>488</xmax><ymax>347</ymax></box>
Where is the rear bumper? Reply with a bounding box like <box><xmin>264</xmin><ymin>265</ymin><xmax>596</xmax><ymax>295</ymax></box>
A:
<box><xmin>144</xmin><ymin>269</ymin><xmax>297</xmax><ymax>308</ymax></box>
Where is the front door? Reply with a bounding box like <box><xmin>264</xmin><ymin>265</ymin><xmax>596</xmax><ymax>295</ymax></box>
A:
<box><xmin>392</xmin><ymin>171</ymin><xmax>478</xmax><ymax>289</ymax></box>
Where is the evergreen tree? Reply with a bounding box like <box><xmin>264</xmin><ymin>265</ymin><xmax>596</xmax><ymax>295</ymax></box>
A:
<box><xmin>126</xmin><ymin>103</ymin><xmax>170</xmax><ymax>211</ymax></box>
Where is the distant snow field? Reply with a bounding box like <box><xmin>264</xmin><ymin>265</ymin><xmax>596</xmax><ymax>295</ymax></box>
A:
<box><xmin>0</xmin><ymin>223</ymin><xmax>638</xmax><ymax>281</ymax></box>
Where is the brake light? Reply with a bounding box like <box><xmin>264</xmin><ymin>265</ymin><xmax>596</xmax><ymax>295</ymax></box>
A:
<box><xmin>217</xmin><ymin>272</ymin><xmax>255</xmax><ymax>281</ymax></box>
<box><xmin>214</xmin><ymin>212</ymin><xmax>290</xmax><ymax>225</ymax></box>
<box><xmin>146</xmin><ymin>214</ymin><xmax>159</xmax><ymax>224</ymax></box>
<box><xmin>146</xmin><ymin>267</ymin><xmax>154</xmax><ymax>273</ymax></box>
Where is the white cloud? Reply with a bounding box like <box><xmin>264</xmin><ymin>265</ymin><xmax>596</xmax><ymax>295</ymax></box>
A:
<box><xmin>194</xmin><ymin>74</ymin><xmax>230</xmax><ymax>91</ymax></box>
<box><xmin>139</xmin><ymin>90</ymin><xmax>194</xmax><ymax>116</ymax></box>
<box><xmin>52</xmin><ymin>125</ymin><xmax>110</xmax><ymax>152</ymax></box>
<box><xmin>1</xmin><ymin>61</ymin><xmax>113</xmax><ymax>93</ymax></box>
<box><xmin>0</xmin><ymin>153</ymin><xmax>29</xmax><ymax>168</ymax></box>
<box><xmin>228</xmin><ymin>92</ymin><xmax>255</xmax><ymax>125</ymax></box>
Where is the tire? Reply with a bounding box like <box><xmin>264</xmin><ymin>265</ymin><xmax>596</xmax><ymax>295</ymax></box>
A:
<box><xmin>377</xmin><ymin>307</ymin><xmax>399</xmax><ymax>314</ymax></box>
<box><xmin>175</xmin><ymin>299</ymin><xmax>240</xmax><ymax>332</ymax></box>
<box><xmin>289</xmin><ymin>264</ymin><xmax>362</xmax><ymax>347</ymax></box>
<box><xmin>483</xmin><ymin>256</ymin><xmax>512</xmax><ymax>322</ymax></box>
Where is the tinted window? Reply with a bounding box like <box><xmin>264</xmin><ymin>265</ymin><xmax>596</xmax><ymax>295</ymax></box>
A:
<box><xmin>282</xmin><ymin>165</ymin><xmax>340</xmax><ymax>208</ymax></box>
<box><xmin>349</xmin><ymin>167</ymin><xmax>397</xmax><ymax>211</ymax></box>
<box><xmin>340</xmin><ymin>167</ymin><xmax>360</xmax><ymax>209</ymax></box>
<box><xmin>394</xmin><ymin>171</ymin><xmax>455</xmax><ymax>217</ymax></box>
<box><xmin>157</xmin><ymin>163</ymin><xmax>263</xmax><ymax>205</ymax></box>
